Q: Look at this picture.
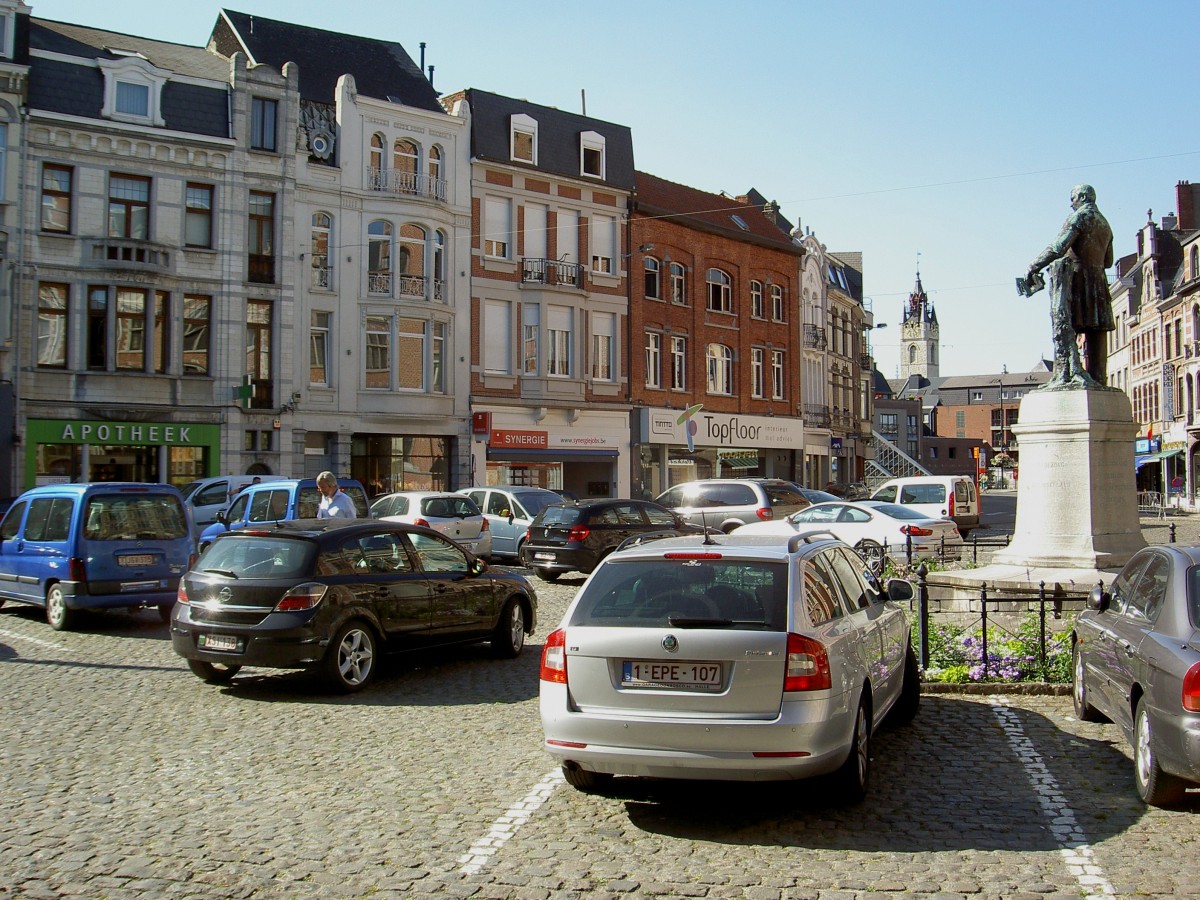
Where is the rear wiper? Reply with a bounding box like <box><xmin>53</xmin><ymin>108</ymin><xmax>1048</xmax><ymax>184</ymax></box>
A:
<box><xmin>199</xmin><ymin>568</ymin><xmax>239</xmax><ymax>578</ymax></box>
<box><xmin>667</xmin><ymin>616</ymin><xmax>734</xmax><ymax>628</ymax></box>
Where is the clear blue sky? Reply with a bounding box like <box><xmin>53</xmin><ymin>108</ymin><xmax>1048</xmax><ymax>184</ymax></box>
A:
<box><xmin>34</xmin><ymin>0</ymin><xmax>1200</xmax><ymax>380</ymax></box>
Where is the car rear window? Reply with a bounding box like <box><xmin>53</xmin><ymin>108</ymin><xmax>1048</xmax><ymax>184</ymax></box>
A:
<box><xmin>568</xmin><ymin>559</ymin><xmax>788</xmax><ymax>630</ymax></box>
<box><xmin>423</xmin><ymin>495</ymin><xmax>479</xmax><ymax>517</ymax></box>
<box><xmin>515</xmin><ymin>491</ymin><xmax>558</xmax><ymax>518</ymax></box>
<box><xmin>196</xmin><ymin>536</ymin><xmax>316</xmax><ymax>577</ymax></box>
<box><xmin>83</xmin><ymin>494</ymin><xmax>189</xmax><ymax>540</ymax></box>
<box><xmin>900</xmin><ymin>484</ymin><xmax>946</xmax><ymax>504</ymax></box>
<box><xmin>762</xmin><ymin>484</ymin><xmax>808</xmax><ymax>508</ymax></box>
<box><xmin>539</xmin><ymin>505</ymin><xmax>582</xmax><ymax>526</ymax></box>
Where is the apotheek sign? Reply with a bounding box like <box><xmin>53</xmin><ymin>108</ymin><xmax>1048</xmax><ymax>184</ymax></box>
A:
<box><xmin>29</xmin><ymin>419</ymin><xmax>219</xmax><ymax>446</ymax></box>
<box><xmin>642</xmin><ymin>408</ymin><xmax>802</xmax><ymax>449</ymax></box>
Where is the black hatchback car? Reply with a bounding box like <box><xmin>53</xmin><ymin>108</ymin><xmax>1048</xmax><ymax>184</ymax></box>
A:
<box><xmin>170</xmin><ymin>519</ymin><xmax>538</xmax><ymax>692</ymax></box>
<box><xmin>522</xmin><ymin>499</ymin><xmax>699</xmax><ymax>582</ymax></box>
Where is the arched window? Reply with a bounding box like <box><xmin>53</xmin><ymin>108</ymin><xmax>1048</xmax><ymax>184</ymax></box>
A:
<box><xmin>397</xmin><ymin>224</ymin><xmax>427</xmax><ymax>298</ymax></box>
<box><xmin>393</xmin><ymin>139</ymin><xmax>419</xmax><ymax>193</ymax></box>
<box><xmin>368</xmin><ymin>134</ymin><xmax>385</xmax><ymax>190</ymax></box>
<box><xmin>368</xmin><ymin>220</ymin><xmax>392</xmax><ymax>294</ymax></box>
<box><xmin>706</xmin><ymin>268</ymin><xmax>732</xmax><ymax>312</ymax></box>
<box><xmin>311</xmin><ymin>212</ymin><xmax>332</xmax><ymax>289</ymax></box>
<box><xmin>706</xmin><ymin>343</ymin><xmax>733</xmax><ymax>395</ymax></box>
<box><xmin>644</xmin><ymin>257</ymin><xmax>660</xmax><ymax>299</ymax></box>
<box><xmin>669</xmin><ymin>262</ymin><xmax>686</xmax><ymax>305</ymax></box>
<box><xmin>428</xmin><ymin>146</ymin><xmax>443</xmax><ymax>199</ymax></box>
<box><xmin>908</xmin><ymin>344</ymin><xmax>917</xmax><ymax>364</ymax></box>
<box><xmin>433</xmin><ymin>230</ymin><xmax>446</xmax><ymax>302</ymax></box>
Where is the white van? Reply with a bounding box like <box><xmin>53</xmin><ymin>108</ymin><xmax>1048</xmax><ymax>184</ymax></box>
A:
<box><xmin>180</xmin><ymin>474</ymin><xmax>284</xmax><ymax>528</ymax></box>
<box><xmin>870</xmin><ymin>475</ymin><xmax>980</xmax><ymax>536</ymax></box>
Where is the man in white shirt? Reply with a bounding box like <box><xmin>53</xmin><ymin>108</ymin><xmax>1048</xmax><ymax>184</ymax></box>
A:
<box><xmin>316</xmin><ymin>471</ymin><xmax>357</xmax><ymax>518</ymax></box>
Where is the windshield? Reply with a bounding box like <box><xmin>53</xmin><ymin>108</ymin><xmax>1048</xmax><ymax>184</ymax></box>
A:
<box><xmin>569</xmin><ymin>558</ymin><xmax>788</xmax><ymax>630</ymax></box>
<box><xmin>197</xmin><ymin>536</ymin><xmax>316</xmax><ymax>577</ymax></box>
<box><xmin>869</xmin><ymin>503</ymin><xmax>931</xmax><ymax>520</ymax></box>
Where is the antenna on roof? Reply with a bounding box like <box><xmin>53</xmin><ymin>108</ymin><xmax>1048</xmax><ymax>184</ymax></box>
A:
<box><xmin>428</xmin><ymin>65</ymin><xmax>435</xmax><ymax>88</ymax></box>
<box><xmin>581</xmin><ymin>89</ymin><xmax>586</xmax><ymax>116</ymax></box>
<box><xmin>249</xmin><ymin>16</ymin><xmax>254</xmax><ymax>34</ymax></box>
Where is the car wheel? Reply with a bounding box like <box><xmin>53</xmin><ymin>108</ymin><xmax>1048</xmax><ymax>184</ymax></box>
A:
<box><xmin>187</xmin><ymin>658</ymin><xmax>241</xmax><ymax>684</ymax></box>
<box><xmin>1134</xmin><ymin>697</ymin><xmax>1188</xmax><ymax>807</ymax></box>
<box><xmin>45</xmin><ymin>584</ymin><xmax>75</xmax><ymax>631</ymax></box>
<box><xmin>535</xmin><ymin>568</ymin><xmax>560</xmax><ymax>583</ymax></box>
<box><xmin>887</xmin><ymin>647</ymin><xmax>921</xmax><ymax>726</ymax></box>
<box><xmin>832</xmin><ymin>698</ymin><xmax>871</xmax><ymax>803</ymax></box>
<box><xmin>324</xmin><ymin>620</ymin><xmax>378</xmax><ymax>693</ymax></box>
<box><xmin>854</xmin><ymin>540</ymin><xmax>886</xmax><ymax>575</ymax></box>
<box><xmin>1072</xmin><ymin>642</ymin><xmax>1104</xmax><ymax>722</ymax></box>
<box><xmin>158</xmin><ymin>603</ymin><xmax>174</xmax><ymax>624</ymax></box>
<box><xmin>0</xmin><ymin>598</ymin><xmax>6</xmax><ymax>609</ymax></box>
<box><xmin>515</xmin><ymin>540</ymin><xmax>528</xmax><ymax>566</ymax></box>
<box><xmin>562</xmin><ymin>765</ymin><xmax>613</xmax><ymax>793</ymax></box>
<box><xmin>492</xmin><ymin>599</ymin><xmax>525</xmax><ymax>658</ymax></box>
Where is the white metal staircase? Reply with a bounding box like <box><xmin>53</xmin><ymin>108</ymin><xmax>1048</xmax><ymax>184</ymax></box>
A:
<box><xmin>866</xmin><ymin>430</ymin><xmax>931</xmax><ymax>489</ymax></box>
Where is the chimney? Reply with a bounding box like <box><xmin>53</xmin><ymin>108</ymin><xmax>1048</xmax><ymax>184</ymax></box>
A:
<box><xmin>763</xmin><ymin>200</ymin><xmax>779</xmax><ymax>224</ymax></box>
<box><xmin>1177</xmin><ymin>180</ymin><xmax>1200</xmax><ymax>230</ymax></box>
<box><xmin>1163</xmin><ymin>212</ymin><xmax>1178</xmax><ymax>231</ymax></box>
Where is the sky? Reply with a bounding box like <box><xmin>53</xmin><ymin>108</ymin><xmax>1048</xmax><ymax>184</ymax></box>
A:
<box><xmin>32</xmin><ymin>0</ymin><xmax>1200</xmax><ymax>381</ymax></box>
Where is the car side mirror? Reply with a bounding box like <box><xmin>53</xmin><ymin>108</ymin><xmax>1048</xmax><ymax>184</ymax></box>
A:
<box><xmin>1088</xmin><ymin>584</ymin><xmax>1111</xmax><ymax>612</ymax></box>
<box><xmin>471</xmin><ymin>557</ymin><xmax>487</xmax><ymax>575</ymax></box>
<box><xmin>886</xmin><ymin>579</ymin><xmax>915</xmax><ymax>603</ymax></box>
<box><xmin>506</xmin><ymin>513</ymin><xmax>515</xmax><ymax>524</ymax></box>
<box><xmin>215</xmin><ymin>510</ymin><xmax>227</xmax><ymax>524</ymax></box>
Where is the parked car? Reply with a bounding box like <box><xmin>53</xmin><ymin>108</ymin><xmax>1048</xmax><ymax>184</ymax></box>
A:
<box><xmin>654</xmin><ymin>478</ymin><xmax>810</xmax><ymax>533</ymax></box>
<box><xmin>522</xmin><ymin>499</ymin><xmax>700</xmax><ymax>582</ymax></box>
<box><xmin>180</xmin><ymin>474</ymin><xmax>286</xmax><ymax>528</ymax></box>
<box><xmin>460</xmin><ymin>486</ymin><xmax>564</xmax><ymax>562</ymax></box>
<box><xmin>539</xmin><ymin>531</ymin><xmax>919</xmax><ymax>801</ymax></box>
<box><xmin>733</xmin><ymin>500</ymin><xmax>963</xmax><ymax>572</ymax></box>
<box><xmin>370</xmin><ymin>491</ymin><xmax>492</xmax><ymax>560</ymax></box>
<box><xmin>870</xmin><ymin>475</ymin><xmax>980</xmax><ymax>536</ymax></box>
<box><xmin>790</xmin><ymin>485</ymin><xmax>841</xmax><ymax>505</ymax></box>
<box><xmin>197</xmin><ymin>478</ymin><xmax>368</xmax><ymax>550</ymax></box>
<box><xmin>1072</xmin><ymin>545</ymin><xmax>1200</xmax><ymax>806</ymax></box>
<box><xmin>172</xmin><ymin>519</ymin><xmax>538</xmax><ymax>693</ymax></box>
<box><xmin>0</xmin><ymin>482</ymin><xmax>194</xmax><ymax>629</ymax></box>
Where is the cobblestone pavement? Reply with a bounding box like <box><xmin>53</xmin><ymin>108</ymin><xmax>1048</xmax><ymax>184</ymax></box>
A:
<box><xmin>2</xmin><ymin>560</ymin><xmax>1199</xmax><ymax>899</ymax></box>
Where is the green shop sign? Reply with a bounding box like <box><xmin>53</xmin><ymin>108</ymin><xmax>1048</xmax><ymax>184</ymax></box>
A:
<box><xmin>27</xmin><ymin>419</ymin><xmax>221</xmax><ymax>446</ymax></box>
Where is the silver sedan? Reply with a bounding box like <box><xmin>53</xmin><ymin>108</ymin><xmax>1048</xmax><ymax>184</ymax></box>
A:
<box><xmin>1072</xmin><ymin>544</ymin><xmax>1200</xmax><ymax>805</ymax></box>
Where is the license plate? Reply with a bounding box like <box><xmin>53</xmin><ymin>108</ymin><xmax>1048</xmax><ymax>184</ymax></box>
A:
<box><xmin>119</xmin><ymin>554</ymin><xmax>154</xmax><ymax>567</ymax></box>
<box><xmin>199</xmin><ymin>633</ymin><xmax>239</xmax><ymax>652</ymax></box>
<box><xmin>622</xmin><ymin>660</ymin><xmax>723</xmax><ymax>691</ymax></box>
<box><xmin>533</xmin><ymin>552</ymin><xmax>555</xmax><ymax>561</ymax></box>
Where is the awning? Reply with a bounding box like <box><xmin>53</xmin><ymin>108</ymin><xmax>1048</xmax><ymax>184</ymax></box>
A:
<box><xmin>1135</xmin><ymin>448</ymin><xmax>1184</xmax><ymax>470</ymax></box>
<box><xmin>719</xmin><ymin>452</ymin><xmax>760</xmax><ymax>470</ymax></box>
<box><xmin>487</xmin><ymin>447</ymin><xmax>618</xmax><ymax>462</ymax></box>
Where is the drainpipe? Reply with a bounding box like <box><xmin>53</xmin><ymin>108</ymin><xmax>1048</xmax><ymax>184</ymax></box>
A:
<box><xmin>11</xmin><ymin>97</ymin><xmax>29</xmax><ymax>494</ymax></box>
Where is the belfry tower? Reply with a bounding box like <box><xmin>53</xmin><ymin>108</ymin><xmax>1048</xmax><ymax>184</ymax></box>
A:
<box><xmin>899</xmin><ymin>271</ymin><xmax>939</xmax><ymax>381</ymax></box>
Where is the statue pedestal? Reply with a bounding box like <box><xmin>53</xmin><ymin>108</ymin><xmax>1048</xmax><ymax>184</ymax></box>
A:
<box><xmin>992</xmin><ymin>388</ymin><xmax>1145</xmax><ymax>570</ymax></box>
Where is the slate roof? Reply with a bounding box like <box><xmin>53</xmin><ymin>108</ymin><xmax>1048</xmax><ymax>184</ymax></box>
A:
<box><xmin>635</xmin><ymin>172</ymin><xmax>803</xmax><ymax>254</ymax></box>
<box><xmin>31</xmin><ymin>19</ymin><xmax>230</xmax><ymax>81</ymax></box>
<box><xmin>211</xmin><ymin>9</ymin><xmax>441</xmax><ymax>111</ymax></box>
<box><xmin>28</xmin><ymin>19</ymin><xmax>230</xmax><ymax>138</ymax></box>
<box><xmin>452</xmin><ymin>88</ymin><xmax>635</xmax><ymax>192</ymax></box>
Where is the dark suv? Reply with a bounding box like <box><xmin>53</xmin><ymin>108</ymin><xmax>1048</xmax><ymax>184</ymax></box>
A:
<box><xmin>522</xmin><ymin>499</ymin><xmax>698</xmax><ymax>582</ymax></box>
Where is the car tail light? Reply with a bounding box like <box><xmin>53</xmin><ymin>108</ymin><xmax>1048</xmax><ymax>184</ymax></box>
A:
<box><xmin>274</xmin><ymin>582</ymin><xmax>327</xmax><ymax>613</ymax></box>
<box><xmin>176</xmin><ymin>581</ymin><xmax>190</xmax><ymax>605</ymax></box>
<box><xmin>756</xmin><ymin>506</ymin><xmax>774</xmax><ymax>521</ymax></box>
<box><xmin>664</xmin><ymin>552</ymin><xmax>723</xmax><ymax>560</ymax></box>
<box><xmin>901</xmin><ymin>525</ymin><xmax>933</xmax><ymax>537</ymax></box>
<box><xmin>413</xmin><ymin>517</ymin><xmax>430</xmax><ymax>528</ymax></box>
<box><xmin>784</xmin><ymin>632</ymin><xmax>831</xmax><ymax>692</ymax></box>
<box><xmin>1184</xmin><ymin>662</ymin><xmax>1200</xmax><ymax>712</ymax></box>
<box><xmin>68</xmin><ymin>557</ymin><xmax>86</xmax><ymax>581</ymax></box>
<box><xmin>480</xmin><ymin>518</ymin><xmax>490</xmax><ymax>532</ymax></box>
<box><xmin>567</xmin><ymin>525</ymin><xmax>591</xmax><ymax>543</ymax></box>
<box><xmin>540</xmin><ymin>627</ymin><xmax>567</xmax><ymax>683</ymax></box>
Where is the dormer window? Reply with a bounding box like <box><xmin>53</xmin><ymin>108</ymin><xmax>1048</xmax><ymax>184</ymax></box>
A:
<box><xmin>98</xmin><ymin>56</ymin><xmax>167</xmax><ymax>127</ymax></box>
<box><xmin>510</xmin><ymin>113</ymin><xmax>537</xmax><ymax>164</ymax></box>
<box><xmin>580</xmin><ymin>131</ymin><xmax>605</xmax><ymax>178</ymax></box>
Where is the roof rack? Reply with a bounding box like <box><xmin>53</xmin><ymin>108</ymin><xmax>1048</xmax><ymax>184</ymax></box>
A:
<box><xmin>787</xmin><ymin>530</ymin><xmax>840</xmax><ymax>552</ymax></box>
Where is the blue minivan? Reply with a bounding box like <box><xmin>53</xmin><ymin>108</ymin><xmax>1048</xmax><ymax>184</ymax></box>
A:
<box><xmin>0</xmin><ymin>482</ymin><xmax>195</xmax><ymax>630</ymax></box>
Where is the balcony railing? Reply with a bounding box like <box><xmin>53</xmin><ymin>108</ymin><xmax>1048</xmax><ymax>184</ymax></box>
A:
<box><xmin>89</xmin><ymin>239</ymin><xmax>172</xmax><ymax>274</ymax></box>
<box><xmin>249</xmin><ymin>377</ymin><xmax>273</xmax><ymax>410</ymax></box>
<box><xmin>368</xmin><ymin>272</ymin><xmax>391</xmax><ymax>294</ymax></box>
<box><xmin>859</xmin><ymin>352</ymin><xmax>873</xmax><ymax>369</ymax></box>
<box><xmin>364</xmin><ymin>167</ymin><xmax>447</xmax><ymax>201</ymax></box>
<box><xmin>803</xmin><ymin>403</ymin><xmax>831</xmax><ymax>428</ymax></box>
<box><xmin>398</xmin><ymin>274</ymin><xmax>426</xmax><ymax>298</ymax></box>
<box><xmin>521</xmin><ymin>257</ymin><xmax>584</xmax><ymax>289</ymax></box>
<box><xmin>803</xmin><ymin>324</ymin><xmax>827</xmax><ymax>349</ymax></box>
<box><xmin>311</xmin><ymin>265</ymin><xmax>333</xmax><ymax>290</ymax></box>
<box><xmin>433</xmin><ymin>279</ymin><xmax>445</xmax><ymax>302</ymax></box>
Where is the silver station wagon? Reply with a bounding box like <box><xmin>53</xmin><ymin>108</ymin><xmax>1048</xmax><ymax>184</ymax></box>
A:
<box><xmin>539</xmin><ymin>532</ymin><xmax>919</xmax><ymax>802</ymax></box>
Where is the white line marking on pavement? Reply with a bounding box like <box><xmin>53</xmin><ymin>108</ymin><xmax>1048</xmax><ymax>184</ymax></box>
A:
<box><xmin>0</xmin><ymin>627</ymin><xmax>73</xmax><ymax>653</ymax></box>
<box><xmin>458</xmin><ymin>768</ymin><xmax>565</xmax><ymax>875</ymax></box>
<box><xmin>989</xmin><ymin>697</ymin><xmax>1115</xmax><ymax>896</ymax></box>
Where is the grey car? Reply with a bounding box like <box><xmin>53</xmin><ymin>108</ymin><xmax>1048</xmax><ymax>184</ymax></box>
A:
<box><xmin>460</xmin><ymin>486</ymin><xmax>563</xmax><ymax>561</ymax></box>
<box><xmin>1072</xmin><ymin>544</ymin><xmax>1200</xmax><ymax>806</ymax></box>
<box><xmin>654</xmin><ymin>478</ymin><xmax>810</xmax><ymax>534</ymax></box>
<box><xmin>539</xmin><ymin>532</ymin><xmax>919</xmax><ymax>802</ymax></box>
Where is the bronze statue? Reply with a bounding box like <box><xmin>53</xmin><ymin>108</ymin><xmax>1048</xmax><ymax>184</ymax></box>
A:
<box><xmin>1021</xmin><ymin>184</ymin><xmax>1115</xmax><ymax>388</ymax></box>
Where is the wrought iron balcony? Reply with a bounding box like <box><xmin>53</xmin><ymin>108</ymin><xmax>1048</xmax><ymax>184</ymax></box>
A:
<box><xmin>803</xmin><ymin>403</ymin><xmax>831</xmax><ymax>428</ymax></box>
<box><xmin>364</xmin><ymin>167</ymin><xmax>447</xmax><ymax>201</ymax></box>
<box><xmin>803</xmin><ymin>324</ymin><xmax>828</xmax><ymax>349</ymax></box>
<box><xmin>521</xmin><ymin>258</ymin><xmax>584</xmax><ymax>289</ymax></box>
